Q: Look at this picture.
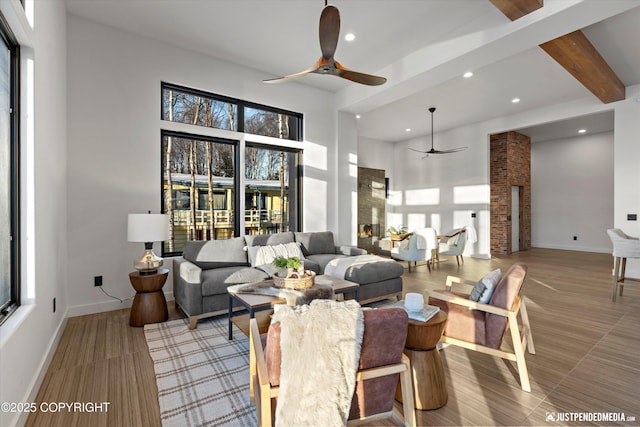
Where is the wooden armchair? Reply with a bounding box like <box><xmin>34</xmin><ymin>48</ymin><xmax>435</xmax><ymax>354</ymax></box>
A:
<box><xmin>428</xmin><ymin>263</ymin><xmax>535</xmax><ymax>392</ymax></box>
<box><xmin>249</xmin><ymin>308</ymin><xmax>416</xmax><ymax>426</ymax></box>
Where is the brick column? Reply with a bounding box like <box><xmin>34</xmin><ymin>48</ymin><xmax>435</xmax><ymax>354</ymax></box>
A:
<box><xmin>490</xmin><ymin>131</ymin><xmax>531</xmax><ymax>255</ymax></box>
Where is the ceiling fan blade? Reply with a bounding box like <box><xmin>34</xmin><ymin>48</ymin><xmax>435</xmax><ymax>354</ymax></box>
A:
<box><xmin>335</xmin><ymin>61</ymin><xmax>387</xmax><ymax>86</ymax></box>
<box><xmin>432</xmin><ymin>146</ymin><xmax>468</xmax><ymax>154</ymax></box>
<box><xmin>264</xmin><ymin>5</ymin><xmax>386</xmax><ymax>86</ymax></box>
<box><xmin>319</xmin><ymin>5</ymin><xmax>340</xmax><ymax>59</ymax></box>
<box><xmin>408</xmin><ymin>147</ymin><xmax>428</xmax><ymax>154</ymax></box>
<box><xmin>263</xmin><ymin>60</ymin><xmax>323</xmax><ymax>83</ymax></box>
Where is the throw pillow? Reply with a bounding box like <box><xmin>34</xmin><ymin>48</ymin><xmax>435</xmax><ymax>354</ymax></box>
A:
<box><xmin>248</xmin><ymin>242</ymin><xmax>304</xmax><ymax>267</ymax></box>
<box><xmin>469</xmin><ymin>282</ymin><xmax>486</xmax><ymax>302</ymax></box>
<box><xmin>469</xmin><ymin>268</ymin><xmax>501</xmax><ymax>304</ymax></box>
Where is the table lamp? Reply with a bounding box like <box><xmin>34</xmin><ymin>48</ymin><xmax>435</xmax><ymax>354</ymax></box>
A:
<box><xmin>128</xmin><ymin>212</ymin><xmax>170</xmax><ymax>274</ymax></box>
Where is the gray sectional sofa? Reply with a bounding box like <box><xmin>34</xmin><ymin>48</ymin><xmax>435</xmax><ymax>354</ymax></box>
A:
<box><xmin>173</xmin><ymin>231</ymin><xmax>404</xmax><ymax>328</ymax></box>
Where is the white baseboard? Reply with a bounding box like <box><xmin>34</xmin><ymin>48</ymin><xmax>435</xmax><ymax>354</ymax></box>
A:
<box><xmin>530</xmin><ymin>243</ymin><xmax>611</xmax><ymax>254</ymax></box>
<box><xmin>15</xmin><ymin>309</ymin><xmax>68</xmax><ymax>427</ymax></box>
<box><xmin>67</xmin><ymin>292</ymin><xmax>174</xmax><ymax>318</ymax></box>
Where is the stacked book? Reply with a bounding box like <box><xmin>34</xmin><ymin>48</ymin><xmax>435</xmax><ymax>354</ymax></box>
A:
<box><xmin>385</xmin><ymin>300</ymin><xmax>441</xmax><ymax>322</ymax></box>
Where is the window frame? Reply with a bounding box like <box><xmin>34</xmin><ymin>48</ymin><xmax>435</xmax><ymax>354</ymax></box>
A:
<box><xmin>161</xmin><ymin>81</ymin><xmax>303</xmax><ymax>141</ymax></box>
<box><xmin>0</xmin><ymin>11</ymin><xmax>21</xmax><ymax>326</ymax></box>
<box><xmin>160</xmin><ymin>83</ymin><xmax>303</xmax><ymax>257</ymax></box>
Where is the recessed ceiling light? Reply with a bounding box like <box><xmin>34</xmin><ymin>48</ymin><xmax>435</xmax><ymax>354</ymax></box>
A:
<box><xmin>578</xmin><ymin>129</ymin><xmax>586</xmax><ymax>133</ymax></box>
<box><xmin>355</xmin><ymin>114</ymin><xmax>361</xmax><ymax>119</ymax></box>
<box><xmin>512</xmin><ymin>98</ymin><xmax>520</xmax><ymax>103</ymax></box>
<box><xmin>405</xmin><ymin>128</ymin><xmax>412</xmax><ymax>132</ymax></box>
<box><xmin>345</xmin><ymin>33</ymin><xmax>355</xmax><ymax>41</ymax></box>
<box><xmin>463</xmin><ymin>71</ymin><xmax>473</xmax><ymax>78</ymax></box>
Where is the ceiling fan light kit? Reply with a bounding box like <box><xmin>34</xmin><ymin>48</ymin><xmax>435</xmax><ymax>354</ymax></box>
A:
<box><xmin>409</xmin><ymin>107</ymin><xmax>468</xmax><ymax>157</ymax></box>
<box><xmin>263</xmin><ymin>4</ymin><xmax>386</xmax><ymax>86</ymax></box>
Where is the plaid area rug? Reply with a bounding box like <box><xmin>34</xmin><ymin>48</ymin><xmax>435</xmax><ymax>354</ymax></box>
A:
<box><xmin>144</xmin><ymin>317</ymin><xmax>257</xmax><ymax>427</ymax></box>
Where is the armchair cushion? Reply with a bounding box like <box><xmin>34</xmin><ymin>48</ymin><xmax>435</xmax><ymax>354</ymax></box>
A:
<box><xmin>486</xmin><ymin>263</ymin><xmax>527</xmax><ymax>348</ymax></box>
<box><xmin>263</xmin><ymin>308</ymin><xmax>408</xmax><ymax>419</ymax></box>
<box><xmin>429</xmin><ymin>291</ymin><xmax>487</xmax><ymax>345</ymax></box>
<box><xmin>470</xmin><ymin>268</ymin><xmax>501</xmax><ymax>303</ymax></box>
<box><xmin>349</xmin><ymin>308</ymin><xmax>408</xmax><ymax>419</ymax></box>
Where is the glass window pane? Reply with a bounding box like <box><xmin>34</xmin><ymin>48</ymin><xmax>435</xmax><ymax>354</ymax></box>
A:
<box><xmin>162</xmin><ymin>133</ymin><xmax>236</xmax><ymax>254</ymax></box>
<box><xmin>0</xmin><ymin>40</ymin><xmax>10</xmax><ymax>309</ymax></box>
<box><xmin>162</xmin><ymin>87</ymin><xmax>238</xmax><ymax>131</ymax></box>
<box><xmin>244</xmin><ymin>107</ymin><xmax>300</xmax><ymax>140</ymax></box>
<box><xmin>245</xmin><ymin>146</ymin><xmax>297</xmax><ymax>235</ymax></box>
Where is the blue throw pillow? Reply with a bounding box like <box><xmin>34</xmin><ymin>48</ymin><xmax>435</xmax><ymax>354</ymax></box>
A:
<box><xmin>469</xmin><ymin>268</ymin><xmax>501</xmax><ymax>304</ymax></box>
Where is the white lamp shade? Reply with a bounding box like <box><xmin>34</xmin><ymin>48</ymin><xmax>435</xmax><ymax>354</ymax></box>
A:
<box><xmin>128</xmin><ymin>214</ymin><xmax>170</xmax><ymax>242</ymax></box>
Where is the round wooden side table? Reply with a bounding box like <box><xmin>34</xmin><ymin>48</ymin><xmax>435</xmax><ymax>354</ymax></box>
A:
<box><xmin>396</xmin><ymin>310</ymin><xmax>448</xmax><ymax>410</ymax></box>
<box><xmin>129</xmin><ymin>268</ymin><xmax>169</xmax><ymax>327</ymax></box>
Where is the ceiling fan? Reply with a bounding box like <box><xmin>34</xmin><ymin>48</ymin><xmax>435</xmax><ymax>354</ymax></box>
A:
<box><xmin>409</xmin><ymin>107</ymin><xmax>468</xmax><ymax>157</ymax></box>
<box><xmin>263</xmin><ymin>2</ymin><xmax>386</xmax><ymax>86</ymax></box>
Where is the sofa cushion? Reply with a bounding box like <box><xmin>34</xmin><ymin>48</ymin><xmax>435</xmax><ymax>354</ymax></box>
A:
<box><xmin>295</xmin><ymin>231</ymin><xmax>336</xmax><ymax>256</ymax></box>
<box><xmin>306</xmin><ymin>253</ymin><xmax>348</xmax><ymax>273</ymax></box>
<box><xmin>244</xmin><ymin>232</ymin><xmax>294</xmax><ymax>248</ymax></box>
<box><xmin>201</xmin><ymin>266</ymin><xmax>269</xmax><ymax>297</ymax></box>
<box><xmin>183</xmin><ymin>237</ymin><xmax>248</xmax><ymax>269</ymax></box>
<box><xmin>247</xmin><ymin>242</ymin><xmax>304</xmax><ymax>267</ymax></box>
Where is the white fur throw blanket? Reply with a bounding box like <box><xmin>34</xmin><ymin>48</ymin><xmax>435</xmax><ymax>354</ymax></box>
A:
<box><xmin>272</xmin><ymin>299</ymin><xmax>364</xmax><ymax>427</ymax></box>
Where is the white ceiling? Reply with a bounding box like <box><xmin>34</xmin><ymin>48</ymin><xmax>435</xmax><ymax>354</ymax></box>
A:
<box><xmin>64</xmin><ymin>0</ymin><xmax>640</xmax><ymax>143</ymax></box>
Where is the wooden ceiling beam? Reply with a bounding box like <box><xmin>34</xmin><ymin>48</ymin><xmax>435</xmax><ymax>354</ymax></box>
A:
<box><xmin>489</xmin><ymin>0</ymin><xmax>543</xmax><ymax>21</ymax></box>
<box><xmin>539</xmin><ymin>31</ymin><xmax>625</xmax><ymax>103</ymax></box>
<box><xmin>490</xmin><ymin>0</ymin><xmax>625</xmax><ymax>104</ymax></box>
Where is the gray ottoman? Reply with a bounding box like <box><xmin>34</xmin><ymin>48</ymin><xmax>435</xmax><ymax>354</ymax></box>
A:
<box><xmin>325</xmin><ymin>255</ymin><xmax>404</xmax><ymax>303</ymax></box>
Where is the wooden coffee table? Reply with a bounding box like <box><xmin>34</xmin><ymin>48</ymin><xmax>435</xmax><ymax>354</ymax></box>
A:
<box><xmin>227</xmin><ymin>275</ymin><xmax>360</xmax><ymax>340</ymax></box>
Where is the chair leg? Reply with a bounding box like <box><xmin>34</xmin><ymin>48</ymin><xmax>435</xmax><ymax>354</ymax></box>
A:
<box><xmin>620</xmin><ymin>257</ymin><xmax>627</xmax><ymax>296</ymax></box>
<box><xmin>519</xmin><ymin>298</ymin><xmax>535</xmax><ymax>354</ymax></box>
<box><xmin>612</xmin><ymin>256</ymin><xmax>621</xmax><ymax>302</ymax></box>
<box><xmin>399</xmin><ymin>354</ymin><xmax>417</xmax><ymax>427</ymax></box>
<box><xmin>508</xmin><ymin>313</ymin><xmax>531</xmax><ymax>392</ymax></box>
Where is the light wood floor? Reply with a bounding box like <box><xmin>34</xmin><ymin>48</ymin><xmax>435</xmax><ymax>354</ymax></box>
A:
<box><xmin>26</xmin><ymin>248</ymin><xmax>640</xmax><ymax>426</ymax></box>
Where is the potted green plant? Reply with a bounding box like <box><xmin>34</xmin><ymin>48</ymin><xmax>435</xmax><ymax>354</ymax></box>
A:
<box><xmin>387</xmin><ymin>225</ymin><xmax>408</xmax><ymax>239</ymax></box>
<box><xmin>273</xmin><ymin>256</ymin><xmax>304</xmax><ymax>278</ymax></box>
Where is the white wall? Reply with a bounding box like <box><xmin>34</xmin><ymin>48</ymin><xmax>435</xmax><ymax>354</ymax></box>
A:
<box><xmin>0</xmin><ymin>2</ymin><xmax>68</xmax><ymax>427</ymax></box>
<box><xmin>613</xmin><ymin>84</ymin><xmax>640</xmax><ymax>277</ymax></box>
<box><xmin>386</xmin><ymin>124</ymin><xmax>490</xmax><ymax>258</ymax></box>
<box><xmin>531</xmin><ymin>131</ymin><xmax>614</xmax><ymax>252</ymax></box>
<box><xmin>65</xmin><ymin>15</ymin><xmax>341</xmax><ymax>316</ymax></box>
<box><xmin>380</xmin><ymin>93</ymin><xmax>637</xmax><ymax>260</ymax></box>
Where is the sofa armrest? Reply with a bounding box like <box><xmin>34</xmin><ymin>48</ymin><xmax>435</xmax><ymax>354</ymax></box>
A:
<box><xmin>177</xmin><ymin>258</ymin><xmax>202</xmax><ymax>283</ymax></box>
<box><xmin>173</xmin><ymin>257</ymin><xmax>204</xmax><ymax>316</ymax></box>
<box><xmin>336</xmin><ymin>245</ymin><xmax>367</xmax><ymax>256</ymax></box>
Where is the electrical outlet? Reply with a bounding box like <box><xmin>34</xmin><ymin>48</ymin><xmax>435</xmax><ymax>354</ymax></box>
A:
<box><xmin>94</xmin><ymin>276</ymin><xmax>103</xmax><ymax>287</ymax></box>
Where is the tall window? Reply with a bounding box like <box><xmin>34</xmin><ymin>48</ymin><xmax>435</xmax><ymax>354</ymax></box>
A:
<box><xmin>161</xmin><ymin>83</ymin><xmax>303</xmax><ymax>256</ymax></box>
<box><xmin>0</xmin><ymin>14</ymin><xmax>20</xmax><ymax>326</ymax></box>
<box><xmin>245</xmin><ymin>145</ymin><xmax>300</xmax><ymax>234</ymax></box>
